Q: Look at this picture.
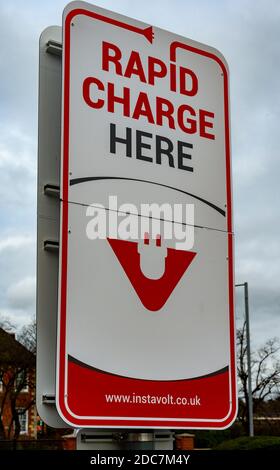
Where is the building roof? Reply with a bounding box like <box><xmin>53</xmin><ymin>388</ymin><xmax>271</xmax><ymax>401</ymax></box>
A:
<box><xmin>0</xmin><ymin>328</ymin><xmax>35</xmax><ymax>368</ymax></box>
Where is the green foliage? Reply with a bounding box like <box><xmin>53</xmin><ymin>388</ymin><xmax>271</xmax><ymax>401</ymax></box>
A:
<box><xmin>214</xmin><ymin>436</ymin><xmax>280</xmax><ymax>450</ymax></box>
<box><xmin>195</xmin><ymin>430</ymin><xmax>231</xmax><ymax>448</ymax></box>
<box><xmin>194</xmin><ymin>423</ymin><xmax>244</xmax><ymax>448</ymax></box>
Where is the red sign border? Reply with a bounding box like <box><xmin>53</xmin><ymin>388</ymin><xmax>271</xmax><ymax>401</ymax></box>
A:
<box><xmin>57</xmin><ymin>4</ymin><xmax>237</xmax><ymax>429</ymax></box>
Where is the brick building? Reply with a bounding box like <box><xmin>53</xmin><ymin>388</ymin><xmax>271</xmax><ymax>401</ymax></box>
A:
<box><xmin>0</xmin><ymin>327</ymin><xmax>36</xmax><ymax>440</ymax></box>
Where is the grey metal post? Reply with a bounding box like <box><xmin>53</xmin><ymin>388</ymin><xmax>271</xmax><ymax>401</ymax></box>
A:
<box><xmin>244</xmin><ymin>282</ymin><xmax>254</xmax><ymax>437</ymax></box>
<box><xmin>76</xmin><ymin>430</ymin><xmax>174</xmax><ymax>450</ymax></box>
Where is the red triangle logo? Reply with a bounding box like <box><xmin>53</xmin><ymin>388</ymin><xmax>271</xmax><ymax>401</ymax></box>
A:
<box><xmin>107</xmin><ymin>238</ymin><xmax>196</xmax><ymax>311</ymax></box>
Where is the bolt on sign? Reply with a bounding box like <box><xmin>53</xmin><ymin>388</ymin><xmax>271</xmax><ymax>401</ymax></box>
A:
<box><xmin>56</xmin><ymin>1</ymin><xmax>237</xmax><ymax>428</ymax></box>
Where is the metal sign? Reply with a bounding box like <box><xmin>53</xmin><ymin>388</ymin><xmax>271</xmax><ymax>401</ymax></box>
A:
<box><xmin>37</xmin><ymin>25</ymin><xmax>67</xmax><ymax>428</ymax></box>
<box><xmin>56</xmin><ymin>1</ymin><xmax>236</xmax><ymax>428</ymax></box>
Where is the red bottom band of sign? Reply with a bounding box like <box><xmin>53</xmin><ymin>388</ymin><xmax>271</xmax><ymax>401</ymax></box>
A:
<box><xmin>62</xmin><ymin>356</ymin><xmax>234</xmax><ymax>427</ymax></box>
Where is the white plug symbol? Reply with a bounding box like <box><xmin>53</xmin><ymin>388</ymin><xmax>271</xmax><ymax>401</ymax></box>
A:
<box><xmin>138</xmin><ymin>233</ymin><xmax>168</xmax><ymax>279</ymax></box>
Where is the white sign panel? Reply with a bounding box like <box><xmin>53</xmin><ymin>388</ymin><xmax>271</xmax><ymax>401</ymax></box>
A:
<box><xmin>57</xmin><ymin>1</ymin><xmax>236</xmax><ymax>429</ymax></box>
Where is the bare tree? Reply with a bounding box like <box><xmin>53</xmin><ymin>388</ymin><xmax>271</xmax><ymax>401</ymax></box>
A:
<box><xmin>237</xmin><ymin>319</ymin><xmax>280</xmax><ymax>431</ymax></box>
<box><xmin>0</xmin><ymin>366</ymin><xmax>35</xmax><ymax>440</ymax></box>
<box><xmin>18</xmin><ymin>318</ymin><xmax>36</xmax><ymax>354</ymax></box>
<box><xmin>0</xmin><ymin>316</ymin><xmax>15</xmax><ymax>334</ymax></box>
<box><xmin>0</xmin><ymin>321</ymin><xmax>35</xmax><ymax>440</ymax></box>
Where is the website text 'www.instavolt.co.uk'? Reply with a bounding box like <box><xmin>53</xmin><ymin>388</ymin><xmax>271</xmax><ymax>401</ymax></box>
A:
<box><xmin>105</xmin><ymin>393</ymin><xmax>201</xmax><ymax>406</ymax></box>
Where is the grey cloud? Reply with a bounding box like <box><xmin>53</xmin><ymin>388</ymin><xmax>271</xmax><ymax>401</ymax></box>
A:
<box><xmin>7</xmin><ymin>276</ymin><xmax>36</xmax><ymax>309</ymax></box>
<box><xmin>0</xmin><ymin>233</ymin><xmax>35</xmax><ymax>324</ymax></box>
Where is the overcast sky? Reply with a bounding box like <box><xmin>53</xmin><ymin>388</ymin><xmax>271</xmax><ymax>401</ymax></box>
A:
<box><xmin>0</xmin><ymin>0</ymin><xmax>279</xmax><ymax>348</ymax></box>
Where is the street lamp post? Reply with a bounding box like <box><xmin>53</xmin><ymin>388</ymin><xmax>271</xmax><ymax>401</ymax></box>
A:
<box><xmin>235</xmin><ymin>282</ymin><xmax>254</xmax><ymax>437</ymax></box>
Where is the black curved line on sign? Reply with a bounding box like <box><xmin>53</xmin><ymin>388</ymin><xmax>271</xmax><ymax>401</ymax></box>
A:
<box><xmin>70</xmin><ymin>176</ymin><xmax>226</xmax><ymax>217</ymax></box>
<box><xmin>68</xmin><ymin>355</ymin><xmax>229</xmax><ymax>382</ymax></box>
